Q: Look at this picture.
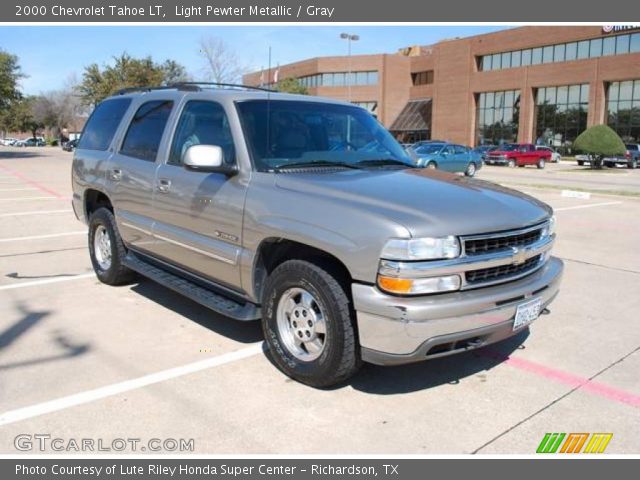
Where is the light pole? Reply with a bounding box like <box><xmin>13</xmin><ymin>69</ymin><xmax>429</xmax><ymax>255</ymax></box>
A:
<box><xmin>340</xmin><ymin>33</ymin><xmax>359</xmax><ymax>102</ymax></box>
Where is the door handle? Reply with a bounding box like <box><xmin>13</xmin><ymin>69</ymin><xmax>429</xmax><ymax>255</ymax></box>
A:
<box><xmin>110</xmin><ymin>168</ymin><xmax>122</xmax><ymax>181</ymax></box>
<box><xmin>157</xmin><ymin>179</ymin><xmax>172</xmax><ymax>193</ymax></box>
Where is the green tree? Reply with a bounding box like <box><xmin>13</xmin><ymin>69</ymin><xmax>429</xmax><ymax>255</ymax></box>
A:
<box><xmin>0</xmin><ymin>50</ymin><xmax>25</xmax><ymax>133</ymax></box>
<box><xmin>79</xmin><ymin>53</ymin><xmax>188</xmax><ymax>106</ymax></box>
<box><xmin>573</xmin><ymin>124</ymin><xmax>626</xmax><ymax>168</ymax></box>
<box><xmin>275</xmin><ymin>77</ymin><xmax>308</xmax><ymax>95</ymax></box>
<box><xmin>7</xmin><ymin>97</ymin><xmax>44</xmax><ymax>138</ymax></box>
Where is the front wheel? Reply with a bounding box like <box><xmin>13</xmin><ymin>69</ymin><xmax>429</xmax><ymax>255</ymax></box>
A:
<box><xmin>261</xmin><ymin>260</ymin><xmax>361</xmax><ymax>388</ymax></box>
<box><xmin>507</xmin><ymin>159</ymin><xmax>516</xmax><ymax>168</ymax></box>
<box><xmin>629</xmin><ymin>159</ymin><xmax>638</xmax><ymax>169</ymax></box>
<box><xmin>426</xmin><ymin>161</ymin><xmax>437</xmax><ymax>170</ymax></box>
<box><xmin>537</xmin><ymin>158</ymin><xmax>546</xmax><ymax>169</ymax></box>
<box><xmin>464</xmin><ymin>162</ymin><xmax>477</xmax><ymax>177</ymax></box>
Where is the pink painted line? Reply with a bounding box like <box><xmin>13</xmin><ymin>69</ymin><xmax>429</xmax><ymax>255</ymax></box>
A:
<box><xmin>0</xmin><ymin>164</ymin><xmax>67</xmax><ymax>200</ymax></box>
<box><xmin>481</xmin><ymin>350</ymin><xmax>640</xmax><ymax>409</ymax></box>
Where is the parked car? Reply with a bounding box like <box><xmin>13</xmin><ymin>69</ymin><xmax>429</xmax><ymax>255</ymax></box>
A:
<box><xmin>73</xmin><ymin>85</ymin><xmax>562</xmax><ymax>387</ymax></box>
<box><xmin>63</xmin><ymin>138</ymin><xmax>80</xmax><ymax>152</ymax></box>
<box><xmin>603</xmin><ymin>144</ymin><xmax>639</xmax><ymax>169</ymax></box>
<box><xmin>485</xmin><ymin>143</ymin><xmax>551</xmax><ymax>169</ymax></box>
<box><xmin>411</xmin><ymin>139</ymin><xmax>447</xmax><ymax>150</ymax></box>
<box><xmin>535</xmin><ymin>145</ymin><xmax>561</xmax><ymax>163</ymax></box>
<box><xmin>15</xmin><ymin>137</ymin><xmax>46</xmax><ymax>147</ymax></box>
<box><xmin>1</xmin><ymin>137</ymin><xmax>18</xmax><ymax>146</ymax></box>
<box><xmin>413</xmin><ymin>142</ymin><xmax>483</xmax><ymax>176</ymax></box>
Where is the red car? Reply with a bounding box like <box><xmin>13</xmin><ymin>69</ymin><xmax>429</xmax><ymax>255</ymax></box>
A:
<box><xmin>485</xmin><ymin>143</ymin><xmax>551</xmax><ymax>169</ymax></box>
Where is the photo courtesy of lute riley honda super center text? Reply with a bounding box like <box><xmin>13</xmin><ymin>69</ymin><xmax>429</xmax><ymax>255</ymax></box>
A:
<box><xmin>24</xmin><ymin>5</ymin><xmax>336</xmax><ymax>18</ymax></box>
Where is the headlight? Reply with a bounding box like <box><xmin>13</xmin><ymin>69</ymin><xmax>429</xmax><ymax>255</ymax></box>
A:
<box><xmin>381</xmin><ymin>236</ymin><xmax>460</xmax><ymax>261</ymax></box>
<box><xmin>541</xmin><ymin>215</ymin><xmax>556</xmax><ymax>237</ymax></box>
<box><xmin>378</xmin><ymin>274</ymin><xmax>461</xmax><ymax>295</ymax></box>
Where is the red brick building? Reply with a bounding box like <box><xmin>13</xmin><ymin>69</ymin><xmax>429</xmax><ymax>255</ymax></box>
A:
<box><xmin>244</xmin><ymin>26</ymin><xmax>640</xmax><ymax>151</ymax></box>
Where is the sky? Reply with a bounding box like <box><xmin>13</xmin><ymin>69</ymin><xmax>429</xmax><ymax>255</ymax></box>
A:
<box><xmin>0</xmin><ymin>25</ymin><xmax>510</xmax><ymax>94</ymax></box>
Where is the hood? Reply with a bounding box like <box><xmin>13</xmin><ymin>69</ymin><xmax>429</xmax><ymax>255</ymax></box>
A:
<box><xmin>274</xmin><ymin>168</ymin><xmax>552</xmax><ymax>238</ymax></box>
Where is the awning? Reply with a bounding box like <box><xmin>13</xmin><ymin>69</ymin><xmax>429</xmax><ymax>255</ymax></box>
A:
<box><xmin>389</xmin><ymin>99</ymin><xmax>432</xmax><ymax>132</ymax></box>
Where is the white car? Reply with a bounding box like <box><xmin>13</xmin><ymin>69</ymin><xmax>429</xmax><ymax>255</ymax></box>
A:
<box><xmin>535</xmin><ymin>145</ymin><xmax>561</xmax><ymax>163</ymax></box>
<box><xmin>1</xmin><ymin>138</ymin><xmax>18</xmax><ymax>146</ymax></box>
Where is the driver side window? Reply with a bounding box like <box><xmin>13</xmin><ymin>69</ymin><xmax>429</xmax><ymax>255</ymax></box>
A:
<box><xmin>169</xmin><ymin>101</ymin><xmax>235</xmax><ymax>166</ymax></box>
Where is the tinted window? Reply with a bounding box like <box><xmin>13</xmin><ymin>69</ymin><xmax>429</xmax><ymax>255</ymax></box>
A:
<box><xmin>454</xmin><ymin>145</ymin><xmax>467</xmax><ymax>154</ymax></box>
<box><xmin>120</xmin><ymin>100</ymin><xmax>173</xmax><ymax>162</ymax></box>
<box><xmin>565</xmin><ymin>42</ymin><xmax>578</xmax><ymax>60</ymax></box>
<box><xmin>589</xmin><ymin>38</ymin><xmax>603</xmax><ymax>57</ymax></box>
<box><xmin>531</xmin><ymin>48</ymin><xmax>542</xmax><ymax>65</ymax></box>
<box><xmin>169</xmin><ymin>101</ymin><xmax>235</xmax><ymax>166</ymax></box>
<box><xmin>577</xmin><ymin>40</ymin><xmax>590</xmax><ymax>59</ymax></box>
<box><xmin>78</xmin><ymin>98</ymin><xmax>131</xmax><ymax>151</ymax></box>
<box><xmin>602</xmin><ymin>37</ymin><xmax>616</xmax><ymax>56</ymax></box>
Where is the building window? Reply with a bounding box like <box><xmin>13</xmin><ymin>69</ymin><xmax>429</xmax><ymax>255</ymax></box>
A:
<box><xmin>476</xmin><ymin>89</ymin><xmax>520</xmax><ymax>145</ymax></box>
<box><xmin>411</xmin><ymin>70</ymin><xmax>434</xmax><ymax>86</ymax></box>
<box><xmin>297</xmin><ymin>71</ymin><xmax>378</xmax><ymax>88</ymax></box>
<box><xmin>607</xmin><ymin>80</ymin><xmax>640</xmax><ymax>142</ymax></box>
<box><xmin>534</xmin><ymin>84</ymin><xmax>589</xmax><ymax>150</ymax></box>
<box><xmin>477</xmin><ymin>32</ymin><xmax>640</xmax><ymax>72</ymax></box>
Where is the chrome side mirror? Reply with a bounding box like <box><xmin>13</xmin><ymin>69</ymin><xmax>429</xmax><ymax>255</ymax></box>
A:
<box><xmin>182</xmin><ymin>145</ymin><xmax>238</xmax><ymax>175</ymax></box>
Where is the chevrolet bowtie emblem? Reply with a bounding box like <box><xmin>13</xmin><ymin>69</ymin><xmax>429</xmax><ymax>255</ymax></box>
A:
<box><xmin>511</xmin><ymin>247</ymin><xmax>527</xmax><ymax>265</ymax></box>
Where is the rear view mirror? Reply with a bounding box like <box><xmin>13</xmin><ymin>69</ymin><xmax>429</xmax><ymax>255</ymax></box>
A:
<box><xmin>183</xmin><ymin>145</ymin><xmax>238</xmax><ymax>175</ymax></box>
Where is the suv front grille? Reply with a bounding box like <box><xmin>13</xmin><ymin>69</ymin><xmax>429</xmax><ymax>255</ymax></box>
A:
<box><xmin>466</xmin><ymin>254</ymin><xmax>542</xmax><ymax>284</ymax></box>
<box><xmin>464</xmin><ymin>227</ymin><xmax>542</xmax><ymax>255</ymax></box>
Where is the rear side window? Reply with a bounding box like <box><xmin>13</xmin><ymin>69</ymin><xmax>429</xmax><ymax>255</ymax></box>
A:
<box><xmin>120</xmin><ymin>100</ymin><xmax>174</xmax><ymax>162</ymax></box>
<box><xmin>626</xmin><ymin>144</ymin><xmax>638</xmax><ymax>151</ymax></box>
<box><xmin>78</xmin><ymin>98</ymin><xmax>131</xmax><ymax>151</ymax></box>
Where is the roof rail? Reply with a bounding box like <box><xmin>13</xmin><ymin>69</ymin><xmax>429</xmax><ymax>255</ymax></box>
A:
<box><xmin>171</xmin><ymin>82</ymin><xmax>276</xmax><ymax>92</ymax></box>
<box><xmin>115</xmin><ymin>82</ymin><xmax>275</xmax><ymax>96</ymax></box>
<box><xmin>116</xmin><ymin>84</ymin><xmax>199</xmax><ymax>95</ymax></box>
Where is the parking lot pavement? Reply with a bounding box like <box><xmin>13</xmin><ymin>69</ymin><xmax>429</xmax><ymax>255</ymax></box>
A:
<box><xmin>477</xmin><ymin>161</ymin><xmax>640</xmax><ymax>197</ymax></box>
<box><xmin>1</xmin><ymin>148</ymin><xmax>639</xmax><ymax>454</ymax></box>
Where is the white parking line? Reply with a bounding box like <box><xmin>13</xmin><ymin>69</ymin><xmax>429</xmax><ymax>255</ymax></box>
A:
<box><xmin>0</xmin><ymin>273</ymin><xmax>95</xmax><ymax>291</ymax></box>
<box><xmin>0</xmin><ymin>209</ymin><xmax>72</xmax><ymax>218</ymax></box>
<box><xmin>555</xmin><ymin>201</ymin><xmax>622</xmax><ymax>212</ymax></box>
<box><xmin>0</xmin><ymin>343</ymin><xmax>263</xmax><ymax>426</ymax></box>
<box><xmin>0</xmin><ymin>196</ymin><xmax>56</xmax><ymax>201</ymax></box>
<box><xmin>0</xmin><ymin>231</ymin><xmax>85</xmax><ymax>242</ymax></box>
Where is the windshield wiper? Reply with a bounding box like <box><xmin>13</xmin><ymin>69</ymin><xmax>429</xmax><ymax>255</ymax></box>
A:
<box><xmin>272</xmin><ymin>160</ymin><xmax>362</xmax><ymax>171</ymax></box>
<box><xmin>354</xmin><ymin>159</ymin><xmax>415</xmax><ymax>168</ymax></box>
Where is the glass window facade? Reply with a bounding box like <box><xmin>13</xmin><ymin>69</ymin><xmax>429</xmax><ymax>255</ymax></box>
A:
<box><xmin>476</xmin><ymin>89</ymin><xmax>520</xmax><ymax>145</ymax></box>
<box><xmin>298</xmin><ymin>71</ymin><xmax>378</xmax><ymax>88</ymax></box>
<box><xmin>534</xmin><ymin>84</ymin><xmax>589</xmax><ymax>150</ymax></box>
<box><xmin>478</xmin><ymin>32</ymin><xmax>640</xmax><ymax>71</ymax></box>
<box><xmin>607</xmin><ymin>80</ymin><xmax>640</xmax><ymax>142</ymax></box>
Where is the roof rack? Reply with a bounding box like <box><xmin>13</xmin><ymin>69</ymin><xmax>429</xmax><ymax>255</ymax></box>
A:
<box><xmin>116</xmin><ymin>82</ymin><xmax>275</xmax><ymax>96</ymax></box>
<box><xmin>172</xmin><ymin>82</ymin><xmax>276</xmax><ymax>92</ymax></box>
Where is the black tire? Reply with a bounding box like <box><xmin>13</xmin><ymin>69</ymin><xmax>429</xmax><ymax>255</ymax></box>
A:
<box><xmin>577</xmin><ymin>160</ymin><xmax>584</xmax><ymax>166</ymax></box>
<box><xmin>426</xmin><ymin>161</ymin><xmax>437</xmax><ymax>170</ymax></box>
<box><xmin>629</xmin><ymin>159</ymin><xmax>638</xmax><ymax>169</ymax></box>
<box><xmin>261</xmin><ymin>260</ymin><xmax>361</xmax><ymax>388</ymax></box>
<box><xmin>507</xmin><ymin>159</ymin><xmax>516</xmax><ymax>168</ymax></box>
<box><xmin>464</xmin><ymin>162</ymin><xmax>477</xmax><ymax>177</ymax></box>
<box><xmin>88</xmin><ymin>207</ymin><xmax>136</xmax><ymax>285</ymax></box>
<box><xmin>537</xmin><ymin>158</ymin><xmax>546</xmax><ymax>169</ymax></box>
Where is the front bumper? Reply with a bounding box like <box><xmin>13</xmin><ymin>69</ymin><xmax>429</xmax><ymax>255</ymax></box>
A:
<box><xmin>485</xmin><ymin>158</ymin><xmax>508</xmax><ymax>165</ymax></box>
<box><xmin>352</xmin><ymin>256</ymin><xmax>564</xmax><ymax>365</ymax></box>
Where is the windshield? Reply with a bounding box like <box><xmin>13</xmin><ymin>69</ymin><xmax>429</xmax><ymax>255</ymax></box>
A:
<box><xmin>236</xmin><ymin>100</ymin><xmax>412</xmax><ymax>171</ymax></box>
<box><xmin>414</xmin><ymin>144</ymin><xmax>444</xmax><ymax>155</ymax></box>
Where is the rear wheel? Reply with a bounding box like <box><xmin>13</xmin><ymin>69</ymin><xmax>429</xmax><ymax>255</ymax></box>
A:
<box><xmin>464</xmin><ymin>162</ymin><xmax>477</xmax><ymax>177</ymax></box>
<box><xmin>537</xmin><ymin>158</ymin><xmax>546</xmax><ymax>169</ymax></box>
<box><xmin>577</xmin><ymin>160</ymin><xmax>584</xmax><ymax>166</ymax></box>
<box><xmin>261</xmin><ymin>260</ymin><xmax>360</xmax><ymax>388</ymax></box>
<box><xmin>426</xmin><ymin>161</ymin><xmax>437</xmax><ymax>169</ymax></box>
<box><xmin>507</xmin><ymin>159</ymin><xmax>516</xmax><ymax>168</ymax></box>
<box><xmin>88</xmin><ymin>207</ymin><xmax>136</xmax><ymax>285</ymax></box>
<box><xmin>629</xmin><ymin>159</ymin><xmax>638</xmax><ymax>169</ymax></box>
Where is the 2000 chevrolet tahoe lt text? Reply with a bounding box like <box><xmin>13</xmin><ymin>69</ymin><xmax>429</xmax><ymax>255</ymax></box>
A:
<box><xmin>72</xmin><ymin>84</ymin><xmax>563</xmax><ymax>387</ymax></box>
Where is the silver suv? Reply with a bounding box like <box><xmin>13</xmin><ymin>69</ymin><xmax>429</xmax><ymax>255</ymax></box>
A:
<box><xmin>72</xmin><ymin>83</ymin><xmax>563</xmax><ymax>387</ymax></box>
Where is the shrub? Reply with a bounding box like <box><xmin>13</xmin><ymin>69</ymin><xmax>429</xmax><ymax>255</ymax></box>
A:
<box><xmin>574</xmin><ymin>125</ymin><xmax>625</xmax><ymax>157</ymax></box>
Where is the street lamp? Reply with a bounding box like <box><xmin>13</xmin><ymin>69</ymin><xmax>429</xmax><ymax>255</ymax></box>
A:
<box><xmin>340</xmin><ymin>33</ymin><xmax>359</xmax><ymax>102</ymax></box>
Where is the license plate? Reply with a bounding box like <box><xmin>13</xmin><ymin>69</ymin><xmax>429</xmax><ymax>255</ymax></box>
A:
<box><xmin>513</xmin><ymin>297</ymin><xmax>542</xmax><ymax>331</ymax></box>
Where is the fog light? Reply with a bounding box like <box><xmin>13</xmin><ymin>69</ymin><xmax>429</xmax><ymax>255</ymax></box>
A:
<box><xmin>378</xmin><ymin>274</ymin><xmax>461</xmax><ymax>295</ymax></box>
